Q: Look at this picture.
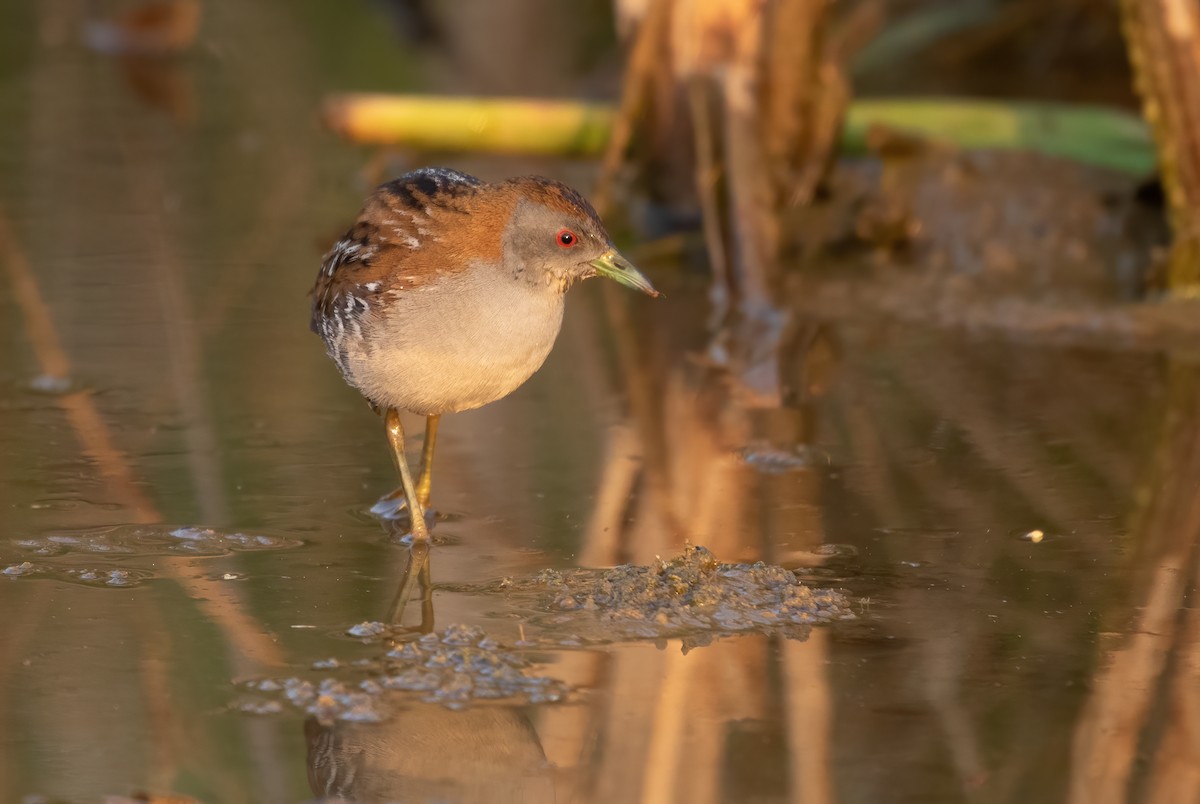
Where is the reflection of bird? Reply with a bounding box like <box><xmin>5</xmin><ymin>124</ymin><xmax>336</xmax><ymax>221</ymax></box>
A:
<box><xmin>83</xmin><ymin>0</ymin><xmax>202</xmax><ymax>55</ymax></box>
<box><xmin>311</xmin><ymin>168</ymin><xmax>658</xmax><ymax>541</ymax></box>
<box><xmin>305</xmin><ymin>705</ymin><xmax>556</xmax><ymax>803</ymax></box>
<box><xmin>82</xmin><ymin>0</ymin><xmax>201</xmax><ymax>123</ymax></box>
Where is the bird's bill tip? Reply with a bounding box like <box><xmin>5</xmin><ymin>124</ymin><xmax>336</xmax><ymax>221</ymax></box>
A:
<box><xmin>590</xmin><ymin>249</ymin><xmax>660</xmax><ymax>297</ymax></box>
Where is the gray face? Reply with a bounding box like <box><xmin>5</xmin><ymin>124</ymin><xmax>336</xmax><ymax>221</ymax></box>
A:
<box><xmin>502</xmin><ymin>199</ymin><xmax>612</xmax><ymax>291</ymax></box>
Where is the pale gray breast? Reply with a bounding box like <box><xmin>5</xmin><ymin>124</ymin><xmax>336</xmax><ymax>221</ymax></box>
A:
<box><xmin>339</xmin><ymin>269</ymin><xmax>566</xmax><ymax>415</ymax></box>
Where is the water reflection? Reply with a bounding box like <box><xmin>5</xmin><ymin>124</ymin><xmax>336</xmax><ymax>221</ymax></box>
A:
<box><xmin>2</xmin><ymin>1</ymin><xmax>1199</xmax><ymax>803</ymax></box>
<box><xmin>520</xmin><ymin>305</ymin><xmax>841</xmax><ymax>803</ymax></box>
<box><xmin>281</xmin><ymin>304</ymin><xmax>844</xmax><ymax>802</ymax></box>
<box><xmin>310</xmin><ymin>538</ymin><xmax>549</xmax><ymax>803</ymax></box>
<box><xmin>306</xmin><ymin>706</ymin><xmax>556</xmax><ymax>803</ymax></box>
<box><xmin>387</xmin><ymin>540</ymin><xmax>434</xmax><ymax>629</ymax></box>
<box><xmin>1070</xmin><ymin>363</ymin><xmax>1200</xmax><ymax>804</ymax></box>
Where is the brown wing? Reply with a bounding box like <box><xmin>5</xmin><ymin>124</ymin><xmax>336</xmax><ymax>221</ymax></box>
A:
<box><xmin>309</xmin><ymin>168</ymin><xmax>486</xmax><ymax>339</ymax></box>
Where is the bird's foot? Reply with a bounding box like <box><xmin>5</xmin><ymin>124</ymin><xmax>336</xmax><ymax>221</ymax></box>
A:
<box><xmin>370</xmin><ymin>487</ymin><xmax>409</xmax><ymax>520</ymax></box>
<box><xmin>370</xmin><ymin>487</ymin><xmax>435</xmax><ymax>521</ymax></box>
<box><xmin>388</xmin><ymin>520</ymin><xmax>435</xmax><ymax>546</ymax></box>
<box><xmin>372</xmin><ymin>490</ymin><xmax>436</xmax><ymax>546</ymax></box>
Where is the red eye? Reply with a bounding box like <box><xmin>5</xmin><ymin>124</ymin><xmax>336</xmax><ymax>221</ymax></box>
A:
<box><xmin>556</xmin><ymin>229</ymin><xmax>577</xmax><ymax>248</ymax></box>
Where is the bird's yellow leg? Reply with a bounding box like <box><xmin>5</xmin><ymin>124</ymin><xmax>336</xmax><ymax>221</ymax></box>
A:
<box><xmin>384</xmin><ymin>408</ymin><xmax>429</xmax><ymax>543</ymax></box>
<box><xmin>414</xmin><ymin>414</ymin><xmax>440</xmax><ymax>509</ymax></box>
<box><xmin>374</xmin><ymin>414</ymin><xmax>440</xmax><ymax>514</ymax></box>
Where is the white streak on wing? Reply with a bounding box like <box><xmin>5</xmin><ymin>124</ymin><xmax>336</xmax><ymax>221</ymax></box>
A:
<box><xmin>388</xmin><ymin>226</ymin><xmax>423</xmax><ymax>250</ymax></box>
<box><xmin>385</xmin><ymin>207</ymin><xmax>430</xmax><ymax>225</ymax></box>
<box><xmin>322</xmin><ymin>238</ymin><xmax>379</xmax><ymax>276</ymax></box>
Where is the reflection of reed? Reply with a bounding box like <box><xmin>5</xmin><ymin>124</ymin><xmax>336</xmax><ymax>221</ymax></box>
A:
<box><xmin>540</xmin><ymin>311</ymin><xmax>837</xmax><ymax>803</ymax></box>
<box><xmin>0</xmin><ymin>582</ymin><xmax>53</xmax><ymax>796</ymax></box>
<box><xmin>782</xmin><ymin>632</ymin><xmax>835</xmax><ymax>804</ymax></box>
<box><xmin>1</xmin><ymin>204</ymin><xmax>284</xmax><ymax>803</ymax></box>
<box><xmin>135</xmin><ymin>601</ymin><xmax>185</xmax><ymax>793</ymax></box>
<box><xmin>1</xmin><ymin>206</ymin><xmax>279</xmax><ymax>666</ymax></box>
<box><xmin>150</xmin><ymin>207</ymin><xmax>232</xmax><ymax>526</ymax></box>
<box><xmin>86</xmin><ymin>2</ymin><xmax>330</xmax><ymax>795</ymax></box>
<box><xmin>2</xmin><ymin>2</ymin><xmax>310</xmax><ymax>795</ymax></box>
<box><xmin>834</xmin><ymin>331</ymin><xmax>1154</xmax><ymax>536</ymax></box>
<box><xmin>353</xmin><ymin>299</ymin><xmax>839</xmax><ymax>802</ymax></box>
<box><xmin>777</xmin><ymin>325</ymin><xmax>1169</xmax><ymax>800</ymax></box>
<box><xmin>0</xmin><ymin>211</ymin><xmax>157</xmax><ymax>521</ymax></box>
<box><xmin>895</xmin><ymin>347</ymin><xmax>1098</xmax><ymax>525</ymax></box>
<box><xmin>2</xmin><ymin>208</ymin><xmax>283</xmax><ymax>792</ymax></box>
<box><xmin>1147</xmin><ymin>586</ymin><xmax>1200</xmax><ymax>802</ymax></box>
<box><xmin>1069</xmin><ymin>364</ymin><xmax>1200</xmax><ymax>804</ymax></box>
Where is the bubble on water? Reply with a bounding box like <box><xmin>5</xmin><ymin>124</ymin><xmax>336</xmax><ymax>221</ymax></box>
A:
<box><xmin>12</xmin><ymin>524</ymin><xmax>303</xmax><ymax>559</ymax></box>
<box><xmin>61</xmin><ymin>566</ymin><xmax>152</xmax><ymax>588</ymax></box>
<box><xmin>737</xmin><ymin>442</ymin><xmax>822</xmax><ymax>474</ymax></box>
<box><xmin>347</xmin><ymin>621</ymin><xmax>388</xmax><ymax>639</ymax></box>
<box><xmin>168</xmin><ymin>527</ymin><xmax>303</xmax><ymax>554</ymax></box>
<box><xmin>28</xmin><ymin>374</ymin><xmax>74</xmax><ymax>394</ymax></box>
<box><xmin>1</xmin><ymin>561</ymin><xmax>152</xmax><ymax>588</ymax></box>
<box><xmin>6</xmin><ymin>524</ymin><xmax>300</xmax><ymax>591</ymax></box>
<box><xmin>232</xmin><ymin>697</ymin><xmax>284</xmax><ymax>716</ymax></box>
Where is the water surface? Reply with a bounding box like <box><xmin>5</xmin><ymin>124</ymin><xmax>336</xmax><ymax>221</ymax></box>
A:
<box><xmin>0</xmin><ymin>3</ymin><xmax>1194</xmax><ymax>803</ymax></box>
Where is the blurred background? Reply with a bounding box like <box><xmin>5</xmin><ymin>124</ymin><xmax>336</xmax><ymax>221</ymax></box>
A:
<box><xmin>2</xmin><ymin>1</ymin><xmax>1200</xmax><ymax>802</ymax></box>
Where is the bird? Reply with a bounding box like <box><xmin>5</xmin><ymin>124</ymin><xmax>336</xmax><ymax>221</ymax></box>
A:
<box><xmin>311</xmin><ymin>167</ymin><xmax>658</xmax><ymax>543</ymax></box>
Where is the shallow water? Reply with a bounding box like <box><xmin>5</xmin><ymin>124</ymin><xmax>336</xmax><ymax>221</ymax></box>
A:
<box><xmin>1</xmin><ymin>3</ymin><xmax>1198</xmax><ymax>803</ymax></box>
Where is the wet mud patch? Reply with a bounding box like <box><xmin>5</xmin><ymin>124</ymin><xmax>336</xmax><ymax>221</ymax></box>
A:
<box><xmin>2</xmin><ymin>525</ymin><xmax>303</xmax><ymax>588</ymax></box>
<box><xmin>235</xmin><ymin>624</ymin><xmax>569</xmax><ymax>725</ymax></box>
<box><xmin>780</xmin><ymin>149</ymin><xmax>1200</xmax><ymax>348</ymax></box>
<box><xmin>491</xmin><ymin>545</ymin><xmax>854</xmax><ymax>648</ymax></box>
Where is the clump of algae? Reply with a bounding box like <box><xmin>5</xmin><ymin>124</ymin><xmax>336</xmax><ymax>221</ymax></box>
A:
<box><xmin>508</xmin><ymin>545</ymin><xmax>852</xmax><ymax>645</ymax></box>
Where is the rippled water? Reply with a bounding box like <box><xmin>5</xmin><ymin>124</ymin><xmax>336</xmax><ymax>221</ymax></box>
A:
<box><xmin>1</xmin><ymin>3</ymin><xmax>1196</xmax><ymax>803</ymax></box>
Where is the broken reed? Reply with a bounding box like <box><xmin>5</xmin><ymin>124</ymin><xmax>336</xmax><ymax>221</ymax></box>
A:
<box><xmin>1120</xmin><ymin>0</ymin><xmax>1200</xmax><ymax>292</ymax></box>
